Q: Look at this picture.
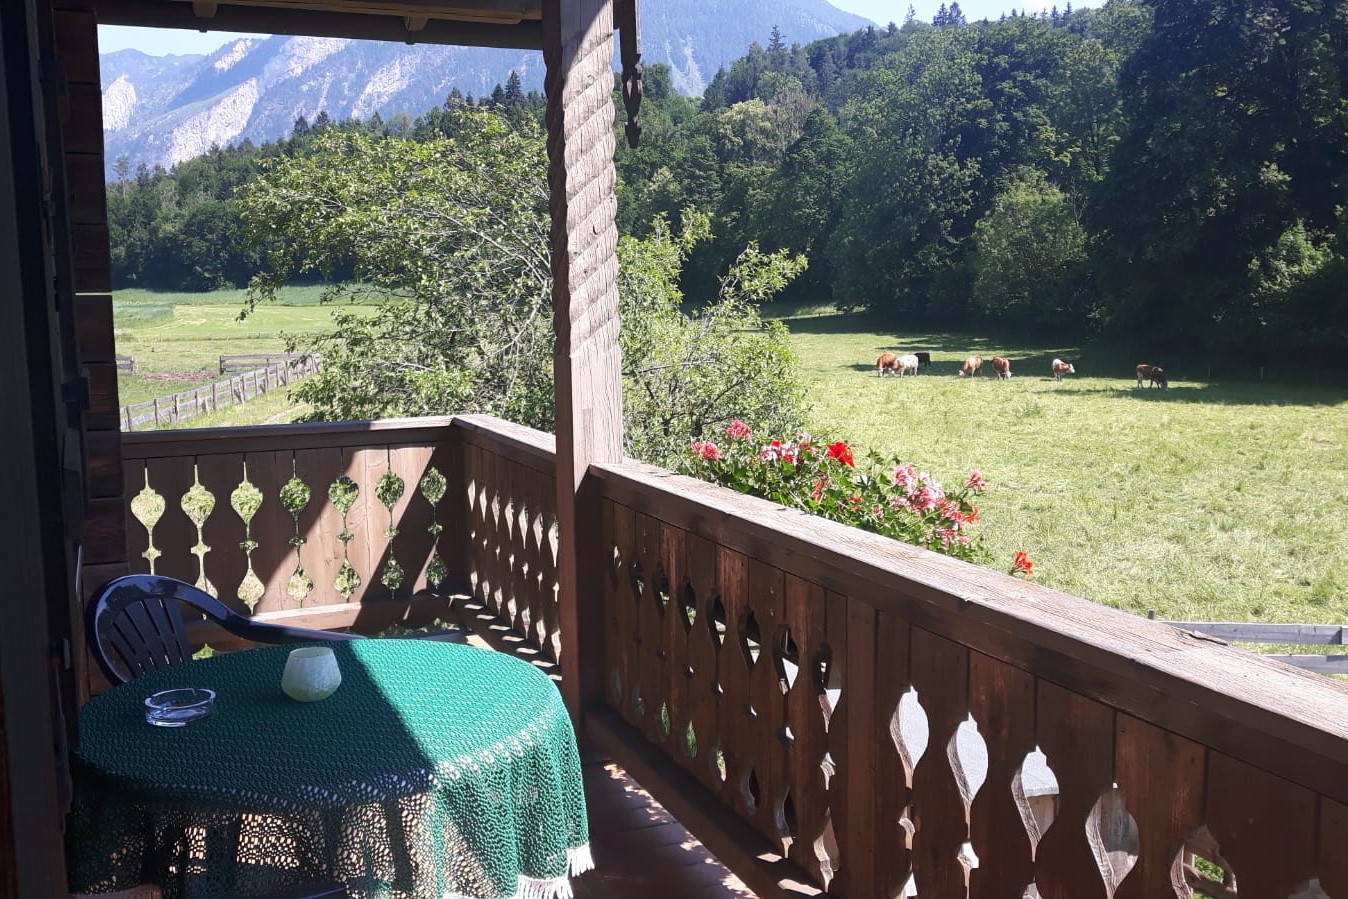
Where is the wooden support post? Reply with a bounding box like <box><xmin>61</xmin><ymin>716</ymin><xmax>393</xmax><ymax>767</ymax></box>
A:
<box><xmin>543</xmin><ymin>0</ymin><xmax>622</xmax><ymax>723</ymax></box>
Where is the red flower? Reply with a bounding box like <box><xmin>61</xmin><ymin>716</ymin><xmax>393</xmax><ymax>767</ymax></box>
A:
<box><xmin>826</xmin><ymin>441</ymin><xmax>855</xmax><ymax>468</ymax></box>
<box><xmin>692</xmin><ymin>441</ymin><xmax>721</xmax><ymax>461</ymax></box>
<box><xmin>967</xmin><ymin>506</ymin><xmax>980</xmax><ymax>524</ymax></box>
<box><xmin>726</xmin><ymin>419</ymin><xmax>751</xmax><ymax>440</ymax></box>
<box><xmin>1011</xmin><ymin>551</ymin><xmax>1034</xmax><ymax>578</ymax></box>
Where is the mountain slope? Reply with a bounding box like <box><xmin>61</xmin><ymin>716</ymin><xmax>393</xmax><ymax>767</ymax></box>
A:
<box><xmin>100</xmin><ymin>0</ymin><xmax>870</xmax><ymax>175</ymax></box>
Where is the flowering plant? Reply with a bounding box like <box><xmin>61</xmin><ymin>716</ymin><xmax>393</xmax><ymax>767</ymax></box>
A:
<box><xmin>683</xmin><ymin>420</ymin><xmax>987</xmax><ymax>562</ymax></box>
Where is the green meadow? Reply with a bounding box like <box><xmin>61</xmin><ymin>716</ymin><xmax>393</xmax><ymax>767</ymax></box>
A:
<box><xmin>784</xmin><ymin>313</ymin><xmax>1348</xmax><ymax>626</ymax></box>
<box><xmin>112</xmin><ymin>287</ymin><xmax>370</xmax><ymax>416</ymax></box>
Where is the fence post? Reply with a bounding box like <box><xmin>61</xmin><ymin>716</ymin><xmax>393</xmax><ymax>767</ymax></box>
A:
<box><xmin>152</xmin><ymin>397</ymin><xmax>159</xmax><ymax>427</ymax></box>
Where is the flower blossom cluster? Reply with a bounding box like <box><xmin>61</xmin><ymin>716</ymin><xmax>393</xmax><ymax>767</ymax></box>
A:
<box><xmin>682</xmin><ymin>423</ymin><xmax>989</xmax><ymax>563</ymax></box>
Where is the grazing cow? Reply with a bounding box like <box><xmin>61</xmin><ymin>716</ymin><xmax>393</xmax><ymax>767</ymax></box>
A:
<box><xmin>914</xmin><ymin>351</ymin><xmax>932</xmax><ymax>370</ymax></box>
<box><xmin>991</xmin><ymin>356</ymin><xmax>1012</xmax><ymax>379</ymax></box>
<box><xmin>897</xmin><ymin>353</ymin><xmax>920</xmax><ymax>377</ymax></box>
<box><xmin>1051</xmin><ymin>358</ymin><xmax>1075</xmax><ymax>381</ymax></box>
<box><xmin>877</xmin><ymin>352</ymin><xmax>900</xmax><ymax>376</ymax></box>
<box><xmin>958</xmin><ymin>354</ymin><xmax>984</xmax><ymax>377</ymax></box>
<box><xmin>1136</xmin><ymin>363</ymin><xmax>1168</xmax><ymax>389</ymax></box>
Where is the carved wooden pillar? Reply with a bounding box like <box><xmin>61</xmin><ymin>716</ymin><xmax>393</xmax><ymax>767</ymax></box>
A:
<box><xmin>543</xmin><ymin>0</ymin><xmax>622</xmax><ymax>722</ymax></box>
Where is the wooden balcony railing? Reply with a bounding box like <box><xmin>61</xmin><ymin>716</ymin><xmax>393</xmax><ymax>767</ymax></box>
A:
<box><xmin>586</xmin><ymin>459</ymin><xmax>1348</xmax><ymax>899</ymax></box>
<box><xmin>120</xmin><ymin>415</ymin><xmax>560</xmax><ymax>659</ymax></box>
<box><xmin>119</xmin><ymin>415</ymin><xmax>1348</xmax><ymax>898</ymax></box>
<box><xmin>121</xmin><ymin>417</ymin><xmax>464</xmax><ymax>640</ymax></box>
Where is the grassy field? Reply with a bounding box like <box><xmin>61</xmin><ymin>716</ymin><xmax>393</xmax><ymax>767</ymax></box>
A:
<box><xmin>783</xmin><ymin>313</ymin><xmax>1348</xmax><ymax>626</ymax></box>
<box><xmin>113</xmin><ymin>286</ymin><xmax>369</xmax><ymax>420</ymax></box>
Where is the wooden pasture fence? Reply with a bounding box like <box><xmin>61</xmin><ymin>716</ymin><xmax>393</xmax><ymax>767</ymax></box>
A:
<box><xmin>114</xmin><ymin>355</ymin><xmax>135</xmax><ymax>373</ymax></box>
<box><xmin>1154</xmin><ymin>614</ymin><xmax>1348</xmax><ymax>674</ymax></box>
<box><xmin>219</xmin><ymin>353</ymin><xmax>317</xmax><ymax>374</ymax></box>
<box><xmin>120</xmin><ymin>356</ymin><xmax>320</xmax><ymax>432</ymax></box>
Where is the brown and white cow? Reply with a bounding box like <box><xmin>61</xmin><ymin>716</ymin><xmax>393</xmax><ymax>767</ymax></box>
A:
<box><xmin>877</xmin><ymin>352</ymin><xmax>900</xmax><ymax>376</ymax></box>
<box><xmin>1051</xmin><ymin>358</ymin><xmax>1075</xmax><ymax>381</ymax></box>
<box><xmin>991</xmin><ymin>356</ymin><xmax>1012</xmax><ymax>379</ymax></box>
<box><xmin>1136</xmin><ymin>363</ymin><xmax>1168</xmax><ymax>389</ymax></box>
<box><xmin>958</xmin><ymin>354</ymin><xmax>984</xmax><ymax>377</ymax></box>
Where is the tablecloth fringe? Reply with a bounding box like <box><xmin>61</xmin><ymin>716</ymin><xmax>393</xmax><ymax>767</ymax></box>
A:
<box><xmin>509</xmin><ymin>845</ymin><xmax>594</xmax><ymax>899</ymax></box>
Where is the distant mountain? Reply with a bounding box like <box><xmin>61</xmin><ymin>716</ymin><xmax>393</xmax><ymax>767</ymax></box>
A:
<box><xmin>99</xmin><ymin>0</ymin><xmax>870</xmax><ymax>177</ymax></box>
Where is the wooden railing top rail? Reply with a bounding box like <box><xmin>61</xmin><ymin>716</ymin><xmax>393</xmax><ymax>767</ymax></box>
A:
<box><xmin>590</xmin><ymin>458</ymin><xmax>1348</xmax><ymax>806</ymax></box>
<box><xmin>121</xmin><ymin>416</ymin><xmax>459</xmax><ymax>459</ymax></box>
<box><xmin>452</xmin><ymin>414</ymin><xmax>556</xmax><ymax>474</ymax></box>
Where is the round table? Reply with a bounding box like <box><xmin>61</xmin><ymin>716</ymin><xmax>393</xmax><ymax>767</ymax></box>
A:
<box><xmin>67</xmin><ymin>640</ymin><xmax>591</xmax><ymax>899</ymax></box>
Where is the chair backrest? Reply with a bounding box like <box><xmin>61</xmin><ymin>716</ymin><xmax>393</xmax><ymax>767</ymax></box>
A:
<box><xmin>90</xmin><ymin>575</ymin><xmax>363</xmax><ymax>684</ymax></box>
<box><xmin>89</xmin><ymin>575</ymin><xmax>239</xmax><ymax>684</ymax></box>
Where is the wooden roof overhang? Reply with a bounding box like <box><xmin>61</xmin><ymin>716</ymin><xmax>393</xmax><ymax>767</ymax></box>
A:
<box><xmin>94</xmin><ymin>0</ymin><xmax>644</xmax><ymax>142</ymax></box>
<box><xmin>97</xmin><ymin>0</ymin><xmax>547</xmax><ymax>49</ymax></box>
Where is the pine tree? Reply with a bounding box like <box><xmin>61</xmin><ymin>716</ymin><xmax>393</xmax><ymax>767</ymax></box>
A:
<box><xmin>313</xmin><ymin>110</ymin><xmax>331</xmax><ymax>129</ymax></box>
<box><xmin>935</xmin><ymin>2</ymin><xmax>948</xmax><ymax>25</ymax></box>
<box><xmin>503</xmin><ymin>71</ymin><xmax>524</xmax><ymax>108</ymax></box>
<box><xmin>767</xmin><ymin>25</ymin><xmax>787</xmax><ymax>67</ymax></box>
<box><xmin>948</xmin><ymin>1</ymin><xmax>966</xmax><ymax>25</ymax></box>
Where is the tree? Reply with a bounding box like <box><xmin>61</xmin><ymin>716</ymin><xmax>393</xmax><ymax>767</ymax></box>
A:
<box><xmin>1090</xmin><ymin>0</ymin><xmax>1348</xmax><ymax>349</ymax></box>
<box><xmin>969</xmin><ymin>170</ymin><xmax>1087</xmax><ymax>324</ymax></box>
<box><xmin>242</xmin><ymin>115</ymin><xmax>555</xmax><ymax>424</ymax></box>
<box><xmin>619</xmin><ymin>211</ymin><xmax>808</xmax><ymax>466</ymax></box>
<box><xmin>241</xmin><ymin>110</ymin><xmax>808</xmax><ymax>460</ymax></box>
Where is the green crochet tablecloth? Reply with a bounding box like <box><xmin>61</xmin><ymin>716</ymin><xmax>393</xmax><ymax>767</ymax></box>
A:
<box><xmin>67</xmin><ymin>640</ymin><xmax>590</xmax><ymax>899</ymax></box>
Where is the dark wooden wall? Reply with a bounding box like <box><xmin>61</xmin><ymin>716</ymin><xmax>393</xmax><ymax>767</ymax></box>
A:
<box><xmin>0</xmin><ymin>0</ymin><xmax>82</xmax><ymax>889</ymax></box>
<box><xmin>54</xmin><ymin>0</ymin><xmax>126</xmax><ymax>699</ymax></box>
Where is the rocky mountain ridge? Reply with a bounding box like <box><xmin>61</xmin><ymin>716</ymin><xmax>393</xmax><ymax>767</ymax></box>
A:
<box><xmin>100</xmin><ymin>0</ymin><xmax>871</xmax><ymax>176</ymax></box>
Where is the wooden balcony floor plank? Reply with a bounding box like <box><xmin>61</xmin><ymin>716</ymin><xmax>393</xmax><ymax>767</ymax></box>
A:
<box><xmin>576</xmin><ymin>755</ymin><xmax>756</xmax><ymax>898</ymax></box>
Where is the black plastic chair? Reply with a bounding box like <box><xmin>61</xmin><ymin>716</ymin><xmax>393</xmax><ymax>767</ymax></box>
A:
<box><xmin>89</xmin><ymin>574</ymin><xmax>362</xmax><ymax>684</ymax></box>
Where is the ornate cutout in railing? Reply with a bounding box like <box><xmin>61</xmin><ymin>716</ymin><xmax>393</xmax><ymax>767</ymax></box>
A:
<box><xmin>230</xmin><ymin>470</ymin><xmax>264</xmax><ymax>610</ymax></box>
<box><xmin>375</xmin><ymin>468</ymin><xmax>405</xmax><ymax>590</ymax></box>
<box><xmin>182</xmin><ymin>472</ymin><xmax>215</xmax><ymax>595</ymax></box>
<box><xmin>280</xmin><ymin>473</ymin><xmax>312</xmax><ymax>603</ymax></box>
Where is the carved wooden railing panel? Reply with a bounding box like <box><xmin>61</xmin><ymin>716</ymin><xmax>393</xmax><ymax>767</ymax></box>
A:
<box><xmin>592</xmin><ymin>460</ymin><xmax>1348</xmax><ymax>899</ymax></box>
<box><xmin>454</xmin><ymin>415</ymin><xmax>560</xmax><ymax>665</ymax></box>
<box><xmin>120</xmin><ymin>418</ymin><xmax>461</xmax><ymax>634</ymax></box>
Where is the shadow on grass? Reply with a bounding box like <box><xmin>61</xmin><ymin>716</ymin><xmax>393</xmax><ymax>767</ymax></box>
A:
<box><xmin>784</xmin><ymin>313</ymin><xmax>1348</xmax><ymax>406</ymax></box>
<box><xmin>1047</xmin><ymin>382</ymin><xmax>1348</xmax><ymax>407</ymax></box>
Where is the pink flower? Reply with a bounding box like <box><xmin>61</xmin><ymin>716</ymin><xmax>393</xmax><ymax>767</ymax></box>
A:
<box><xmin>826</xmin><ymin>441</ymin><xmax>855</xmax><ymax>468</ymax></box>
<box><xmin>758</xmin><ymin>439</ymin><xmax>797</xmax><ymax>464</ymax></box>
<box><xmin>692</xmin><ymin>441</ymin><xmax>721</xmax><ymax>461</ymax></box>
<box><xmin>966</xmin><ymin>470</ymin><xmax>986</xmax><ymax>490</ymax></box>
<box><xmin>912</xmin><ymin>483</ymin><xmax>943</xmax><ymax>513</ymax></box>
<box><xmin>726</xmin><ymin>419</ymin><xmax>752</xmax><ymax>439</ymax></box>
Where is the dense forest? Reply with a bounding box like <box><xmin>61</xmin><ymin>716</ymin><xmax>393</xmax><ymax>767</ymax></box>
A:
<box><xmin>108</xmin><ymin>0</ymin><xmax>1348</xmax><ymax>357</ymax></box>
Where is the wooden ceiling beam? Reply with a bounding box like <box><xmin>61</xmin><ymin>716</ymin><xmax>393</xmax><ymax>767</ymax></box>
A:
<box><xmin>97</xmin><ymin>0</ymin><xmax>543</xmax><ymax>48</ymax></box>
<box><xmin>180</xmin><ymin>0</ymin><xmax>540</xmax><ymax>23</ymax></box>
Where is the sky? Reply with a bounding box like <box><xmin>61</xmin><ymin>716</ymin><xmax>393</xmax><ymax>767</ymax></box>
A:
<box><xmin>97</xmin><ymin>0</ymin><xmax>1099</xmax><ymax>56</ymax></box>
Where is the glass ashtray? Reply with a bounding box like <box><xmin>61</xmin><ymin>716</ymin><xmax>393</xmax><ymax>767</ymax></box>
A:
<box><xmin>145</xmin><ymin>688</ymin><xmax>216</xmax><ymax>727</ymax></box>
